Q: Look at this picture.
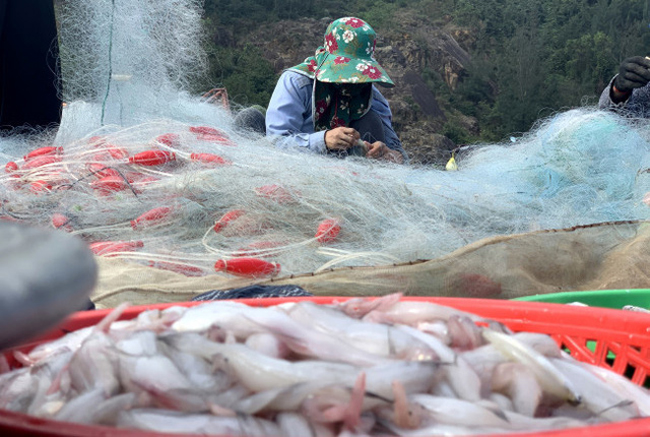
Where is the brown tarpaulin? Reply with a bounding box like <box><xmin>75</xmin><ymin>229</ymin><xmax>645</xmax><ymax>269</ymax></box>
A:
<box><xmin>91</xmin><ymin>221</ymin><xmax>650</xmax><ymax>309</ymax></box>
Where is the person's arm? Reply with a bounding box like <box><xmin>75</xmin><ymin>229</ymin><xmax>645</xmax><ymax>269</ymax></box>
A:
<box><xmin>370</xmin><ymin>87</ymin><xmax>409</xmax><ymax>163</ymax></box>
<box><xmin>265</xmin><ymin>71</ymin><xmax>327</xmax><ymax>154</ymax></box>
<box><xmin>599</xmin><ymin>57</ymin><xmax>650</xmax><ymax>114</ymax></box>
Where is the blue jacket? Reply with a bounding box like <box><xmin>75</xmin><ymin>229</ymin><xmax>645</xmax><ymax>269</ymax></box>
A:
<box><xmin>266</xmin><ymin>70</ymin><xmax>407</xmax><ymax>159</ymax></box>
<box><xmin>599</xmin><ymin>75</ymin><xmax>650</xmax><ymax>117</ymax></box>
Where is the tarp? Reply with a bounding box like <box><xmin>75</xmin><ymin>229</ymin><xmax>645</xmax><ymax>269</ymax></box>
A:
<box><xmin>91</xmin><ymin>220</ymin><xmax>650</xmax><ymax>308</ymax></box>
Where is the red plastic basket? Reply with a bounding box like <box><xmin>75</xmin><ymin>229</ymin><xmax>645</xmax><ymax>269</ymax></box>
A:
<box><xmin>2</xmin><ymin>296</ymin><xmax>650</xmax><ymax>437</ymax></box>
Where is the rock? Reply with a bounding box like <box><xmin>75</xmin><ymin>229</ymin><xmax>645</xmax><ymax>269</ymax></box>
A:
<box><xmin>401</xmin><ymin>127</ymin><xmax>456</xmax><ymax>166</ymax></box>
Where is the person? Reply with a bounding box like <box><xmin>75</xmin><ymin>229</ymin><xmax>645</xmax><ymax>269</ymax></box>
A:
<box><xmin>0</xmin><ymin>0</ymin><xmax>62</xmax><ymax>133</ymax></box>
<box><xmin>262</xmin><ymin>17</ymin><xmax>408</xmax><ymax>164</ymax></box>
<box><xmin>598</xmin><ymin>56</ymin><xmax>650</xmax><ymax>117</ymax></box>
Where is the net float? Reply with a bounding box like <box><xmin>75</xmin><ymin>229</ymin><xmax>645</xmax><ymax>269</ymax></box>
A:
<box><xmin>89</xmin><ymin>240</ymin><xmax>144</xmax><ymax>256</ymax></box>
<box><xmin>128</xmin><ymin>150</ymin><xmax>176</xmax><ymax>166</ymax></box>
<box><xmin>86</xmin><ymin>163</ymin><xmax>120</xmax><ymax>179</ymax></box>
<box><xmin>90</xmin><ymin>175</ymin><xmax>129</xmax><ymax>194</ymax></box>
<box><xmin>5</xmin><ymin>162</ymin><xmax>18</xmax><ymax>173</ymax></box>
<box><xmin>88</xmin><ymin>136</ymin><xmax>107</xmax><ymax>146</ymax></box>
<box><xmin>148</xmin><ymin>261</ymin><xmax>205</xmax><ymax>277</ymax></box>
<box><xmin>190</xmin><ymin>152</ymin><xmax>231</xmax><ymax>165</ymax></box>
<box><xmin>51</xmin><ymin>213</ymin><xmax>73</xmax><ymax>231</ymax></box>
<box><xmin>190</xmin><ymin>127</ymin><xmax>236</xmax><ymax>145</ymax></box>
<box><xmin>233</xmin><ymin>240</ymin><xmax>285</xmax><ymax>258</ymax></box>
<box><xmin>22</xmin><ymin>155</ymin><xmax>61</xmax><ymax>170</ymax></box>
<box><xmin>131</xmin><ymin>206</ymin><xmax>172</xmax><ymax>230</ymax></box>
<box><xmin>197</xmin><ymin>134</ymin><xmax>237</xmax><ymax>146</ymax></box>
<box><xmin>29</xmin><ymin>180</ymin><xmax>52</xmax><ymax>194</ymax></box>
<box><xmin>213</xmin><ymin>209</ymin><xmax>245</xmax><ymax>233</ymax></box>
<box><xmin>255</xmin><ymin>184</ymin><xmax>298</xmax><ymax>203</ymax></box>
<box><xmin>315</xmin><ymin>218</ymin><xmax>341</xmax><ymax>244</ymax></box>
<box><xmin>155</xmin><ymin>133</ymin><xmax>180</xmax><ymax>147</ymax></box>
<box><xmin>91</xmin><ymin>147</ymin><xmax>129</xmax><ymax>161</ymax></box>
<box><xmin>23</xmin><ymin>146</ymin><xmax>62</xmax><ymax>162</ymax></box>
<box><xmin>132</xmin><ymin>175</ymin><xmax>159</xmax><ymax>184</ymax></box>
<box><xmin>189</xmin><ymin>126</ymin><xmax>226</xmax><ymax>137</ymax></box>
<box><xmin>214</xmin><ymin>257</ymin><xmax>280</xmax><ymax>278</ymax></box>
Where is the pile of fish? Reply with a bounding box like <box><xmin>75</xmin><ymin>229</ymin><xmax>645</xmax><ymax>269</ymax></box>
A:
<box><xmin>1</xmin><ymin>295</ymin><xmax>649</xmax><ymax>436</ymax></box>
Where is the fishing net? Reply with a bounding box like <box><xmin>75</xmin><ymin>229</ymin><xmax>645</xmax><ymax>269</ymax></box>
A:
<box><xmin>3</xmin><ymin>0</ymin><xmax>650</xmax><ymax>308</ymax></box>
<box><xmin>56</xmin><ymin>0</ymin><xmax>206</xmax><ymax>128</ymax></box>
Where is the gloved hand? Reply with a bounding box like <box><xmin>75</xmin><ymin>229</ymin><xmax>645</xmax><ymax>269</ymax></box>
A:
<box><xmin>613</xmin><ymin>56</ymin><xmax>650</xmax><ymax>93</ymax></box>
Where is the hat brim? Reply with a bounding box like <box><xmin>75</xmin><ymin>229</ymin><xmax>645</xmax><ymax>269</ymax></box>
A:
<box><xmin>315</xmin><ymin>53</ymin><xmax>394</xmax><ymax>87</ymax></box>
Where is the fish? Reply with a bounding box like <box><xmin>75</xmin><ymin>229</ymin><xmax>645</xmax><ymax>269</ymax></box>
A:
<box><xmin>1</xmin><ymin>297</ymin><xmax>649</xmax><ymax>436</ymax></box>
<box><xmin>482</xmin><ymin>329</ymin><xmax>582</xmax><ymax>404</ymax></box>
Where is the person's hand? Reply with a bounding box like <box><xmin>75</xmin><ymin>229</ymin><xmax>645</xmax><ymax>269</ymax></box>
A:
<box><xmin>366</xmin><ymin>141</ymin><xmax>404</xmax><ymax>164</ymax></box>
<box><xmin>613</xmin><ymin>56</ymin><xmax>650</xmax><ymax>98</ymax></box>
<box><xmin>324</xmin><ymin>127</ymin><xmax>360</xmax><ymax>151</ymax></box>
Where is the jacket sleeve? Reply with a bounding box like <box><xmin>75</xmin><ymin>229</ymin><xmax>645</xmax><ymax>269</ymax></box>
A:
<box><xmin>265</xmin><ymin>71</ymin><xmax>327</xmax><ymax>154</ymax></box>
<box><xmin>599</xmin><ymin>75</ymin><xmax>650</xmax><ymax>118</ymax></box>
<box><xmin>371</xmin><ymin>87</ymin><xmax>409</xmax><ymax>163</ymax></box>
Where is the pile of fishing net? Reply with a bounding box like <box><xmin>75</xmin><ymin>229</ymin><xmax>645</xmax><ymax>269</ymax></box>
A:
<box><xmin>3</xmin><ymin>0</ymin><xmax>650</xmax><ymax>306</ymax></box>
<box><xmin>4</xmin><ymin>108</ymin><xmax>650</xmax><ymax>307</ymax></box>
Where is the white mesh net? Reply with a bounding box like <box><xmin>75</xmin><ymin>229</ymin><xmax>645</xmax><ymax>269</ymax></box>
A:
<box><xmin>1</xmin><ymin>0</ymin><xmax>650</xmax><ymax>286</ymax></box>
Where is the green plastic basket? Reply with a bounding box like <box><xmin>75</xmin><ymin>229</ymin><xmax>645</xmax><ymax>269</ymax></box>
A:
<box><xmin>514</xmin><ymin>288</ymin><xmax>650</xmax><ymax>310</ymax></box>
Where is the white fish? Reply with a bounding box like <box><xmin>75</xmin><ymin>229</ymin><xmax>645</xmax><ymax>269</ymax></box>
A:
<box><xmin>276</xmin><ymin>412</ymin><xmax>326</xmax><ymax>437</ymax></box>
<box><xmin>395</xmin><ymin>324</ymin><xmax>482</xmax><ymax>401</ymax></box>
<box><xmin>240</xmin><ymin>307</ymin><xmax>396</xmax><ymax>367</ymax></box>
<box><xmin>379</xmin><ymin>421</ymin><xmax>510</xmax><ymax>436</ymax></box>
<box><xmin>491</xmin><ymin>362</ymin><xmax>542</xmax><ymax>417</ymax></box>
<box><xmin>574</xmin><ymin>359</ymin><xmax>650</xmax><ymax>416</ymax></box>
<box><xmin>54</xmin><ymin>389</ymin><xmax>107</xmax><ymax>423</ymax></box>
<box><xmin>165</xmin><ymin>333</ymin><xmax>358</xmax><ymax>392</ymax></box>
<box><xmin>460</xmin><ymin>342</ymin><xmax>507</xmax><ymax>391</ymax></box>
<box><xmin>409</xmin><ymin>394</ymin><xmax>510</xmax><ymax>428</ymax></box>
<box><xmin>551</xmin><ymin>358</ymin><xmax>640</xmax><ymax>421</ymax></box>
<box><xmin>170</xmin><ymin>300</ymin><xmax>268</xmax><ymax>336</ymax></box>
<box><xmin>0</xmin><ymin>368</ymin><xmax>39</xmax><ymax>411</ymax></box>
<box><xmin>482</xmin><ymin>329</ymin><xmax>581</xmax><ymax>403</ymax></box>
<box><xmin>288</xmin><ymin>301</ymin><xmax>438</xmax><ymax>360</ymax></box>
<box><xmin>502</xmin><ymin>409</ymin><xmax>587</xmax><ymax>431</ymax></box>
<box><xmin>363</xmin><ymin>300</ymin><xmax>486</xmax><ymax>326</ymax></box>
<box><xmin>90</xmin><ymin>392</ymin><xmax>138</xmax><ymax>426</ymax></box>
<box><xmin>244</xmin><ymin>332</ymin><xmax>289</xmax><ymax>359</ymax></box>
<box><xmin>116</xmin><ymin>408</ymin><xmax>281</xmax><ymax>435</ymax></box>
<box><xmin>161</xmin><ymin>345</ymin><xmax>233</xmax><ymax>393</ymax></box>
<box><xmin>512</xmin><ymin>332</ymin><xmax>562</xmax><ymax>358</ymax></box>
<box><xmin>68</xmin><ymin>332</ymin><xmax>120</xmax><ymax>396</ymax></box>
<box><xmin>118</xmin><ymin>351</ymin><xmax>213</xmax><ymax>412</ymax></box>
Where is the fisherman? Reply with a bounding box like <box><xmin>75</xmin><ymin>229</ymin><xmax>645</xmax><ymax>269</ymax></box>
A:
<box><xmin>0</xmin><ymin>0</ymin><xmax>63</xmax><ymax>133</ymax></box>
<box><xmin>238</xmin><ymin>17</ymin><xmax>407</xmax><ymax>164</ymax></box>
<box><xmin>598</xmin><ymin>56</ymin><xmax>650</xmax><ymax>117</ymax></box>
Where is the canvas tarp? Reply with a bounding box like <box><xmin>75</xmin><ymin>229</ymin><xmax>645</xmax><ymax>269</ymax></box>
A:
<box><xmin>91</xmin><ymin>220</ymin><xmax>650</xmax><ymax>309</ymax></box>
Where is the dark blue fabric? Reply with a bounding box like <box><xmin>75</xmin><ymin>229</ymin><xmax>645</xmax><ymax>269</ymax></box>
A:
<box><xmin>191</xmin><ymin>284</ymin><xmax>313</xmax><ymax>301</ymax></box>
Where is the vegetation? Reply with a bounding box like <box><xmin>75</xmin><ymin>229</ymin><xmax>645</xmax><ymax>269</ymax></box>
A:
<box><xmin>202</xmin><ymin>0</ymin><xmax>650</xmax><ymax>141</ymax></box>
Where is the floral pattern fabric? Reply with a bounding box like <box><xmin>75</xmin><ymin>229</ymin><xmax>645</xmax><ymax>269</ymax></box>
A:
<box><xmin>289</xmin><ymin>17</ymin><xmax>394</xmax><ymax>130</ymax></box>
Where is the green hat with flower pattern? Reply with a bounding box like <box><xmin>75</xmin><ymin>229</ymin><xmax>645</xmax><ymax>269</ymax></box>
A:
<box><xmin>290</xmin><ymin>17</ymin><xmax>394</xmax><ymax>87</ymax></box>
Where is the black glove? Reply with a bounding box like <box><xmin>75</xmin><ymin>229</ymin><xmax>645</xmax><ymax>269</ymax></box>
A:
<box><xmin>614</xmin><ymin>56</ymin><xmax>650</xmax><ymax>93</ymax></box>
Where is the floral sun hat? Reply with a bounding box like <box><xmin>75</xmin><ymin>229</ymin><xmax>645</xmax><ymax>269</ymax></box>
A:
<box><xmin>290</xmin><ymin>17</ymin><xmax>394</xmax><ymax>87</ymax></box>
